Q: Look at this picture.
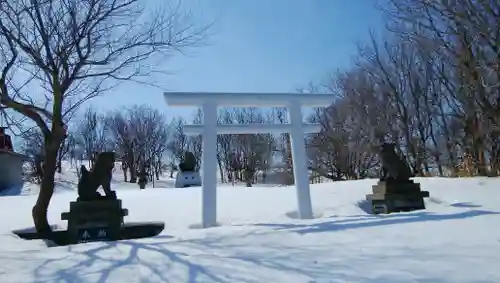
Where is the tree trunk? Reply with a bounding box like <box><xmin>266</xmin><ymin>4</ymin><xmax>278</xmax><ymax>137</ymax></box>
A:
<box><xmin>129</xmin><ymin>166</ymin><xmax>137</xmax><ymax>183</ymax></box>
<box><xmin>128</xmin><ymin>152</ymin><xmax>136</xmax><ymax>183</ymax></box>
<box><xmin>32</xmin><ymin>138</ymin><xmax>60</xmax><ymax>237</ymax></box>
<box><xmin>217</xmin><ymin>156</ymin><xmax>224</xmax><ymax>183</ymax></box>
<box><xmin>123</xmin><ymin>168</ymin><xmax>128</xmax><ymax>182</ymax></box>
<box><xmin>155</xmin><ymin>160</ymin><xmax>161</xmax><ymax>180</ymax></box>
<box><xmin>490</xmin><ymin>134</ymin><xmax>500</xmax><ymax>176</ymax></box>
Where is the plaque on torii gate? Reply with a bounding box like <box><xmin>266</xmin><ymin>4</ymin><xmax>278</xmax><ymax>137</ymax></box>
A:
<box><xmin>163</xmin><ymin>92</ymin><xmax>333</xmax><ymax>228</ymax></box>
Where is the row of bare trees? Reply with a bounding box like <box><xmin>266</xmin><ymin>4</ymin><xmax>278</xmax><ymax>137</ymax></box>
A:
<box><xmin>105</xmin><ymin>106</ymin><xmax>170</xmax><ymax>183</ymax></box>
<box><xmin>22</xmin><ymin>105</ymin><xmax>171</xmax><ymax>183</ymax></box>
<box><xmin>306</xmin><ymin>0</ymin><xmax>500</xmax><ymax>180</ymax></box>
<box><xmin>167</xmin><ymin>107</ymin><xmax>295</xmax><ymax>186</ymax></box>
<box><xmin>21</xmin><ymin>105</ymin><xmax>298</xmax><ymax>187</ymax></box>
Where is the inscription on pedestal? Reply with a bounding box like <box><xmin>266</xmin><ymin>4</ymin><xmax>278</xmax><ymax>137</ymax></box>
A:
<box><xmin>77</xmin><ymin>226</ymin><xmax>110</xmax><ymax>243</ymax></box>
<box><xmin>61</xmin><ymin>199</ymin><xmax>128</xmax><ymax>245</ymax></box>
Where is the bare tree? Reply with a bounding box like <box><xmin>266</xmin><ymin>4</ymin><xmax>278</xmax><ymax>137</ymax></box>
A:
<box><xmin>166</xmin><ymin>117</ymin><xmax>188</xmax><ymax>166</ymax></box>
<box><xmin>105</xmin><ymin>110</ymin><xmax>134</xmax><ymax>181</ymax></box>
<box><xmin>216</xmin><ymin>109</ymin><xmax>234</xmax><ymax>182</ymax></box>
<box><xmin>210</xmin><ymin>107</ymin><xmax>277</xmax><ymax>185</ymax></box>
<box><xmin>57</xmin><ymin>130</ymin><xmax>76</xmax><ymax>173</ymax></box>
<box><xmin>304</xmin><ymin>0</ymin><xmax>500</xmax><ymax>180</ymax></box>
<box><xmin>20</xmin><ymin>128</ymin><xmax>45</xmax><ymax>183</ymax></box>
<box><xmin>150</xmin><ymin>124</ymin><xmax>170</xmax><ymax>181</ymax></box>
<box><xmin>183</xmin><ymin>108</ymin><xmax>203</xmax><ymax>171</ymax></box>
<box><xmin>106</xmin><ymin>105</ymin><xmax>170</xmax><ymax>182</ymax></box>
<box><xmin>76</xmin><ymin>107</ymin><xmax>109</xmax><ymax>167</ymax></box>
<box><xmin>165</xmin><ymin>107</ymin><xmax>280</xmax><ymax>185</ymax></box>
<box><xmin>383</xmin><ymin>0</ymin><xmax>500</xmax><ymax>175</ymax></box>
<box><xmin>0</xmin><ymin>0</ymin><xmax>210</xmax><ymax>234</ymax></box>
<box><xmin>126</xmin><ymin>105</ymin><xmax>170</xmax><ymax>180</ymax></box>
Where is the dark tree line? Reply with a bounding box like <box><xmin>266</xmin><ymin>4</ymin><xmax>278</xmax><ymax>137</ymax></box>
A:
<box><xmin>23</xmin><ymin>105</ymin><xmax>301</xmax><ymax>187</ymax></box>
<box><xmin>20</xmin><ymin>0</ymin><xmax>500</xmax><ymax>189</ymax></box>
<box><xmin>22</xmin><ymin>105</ymin><xmax>171</xmax><ymax>184</ymax></box>
<box><xmin>160</xmin><ymin>0</ymin><xmax>500</xmax><ymax>183</ymax></box>
<box><xmin>166</xmin><ymin>107</ymin><xmax>288</xmax><ymax>186</ymax></box>
<box><xmin>307</xmin><ymin>0</ymin><xmax>500</xmax><ymax>179</ymax></box>
<box><xmin>166</xmin><ymin>1</ymin><xmax>499</xmax><ymax>183</ymax></box>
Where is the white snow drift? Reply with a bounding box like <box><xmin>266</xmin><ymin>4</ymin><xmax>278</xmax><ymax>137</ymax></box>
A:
<box><xmin>0</xmin><ymin>163</ymin><xmax>499</xmax><ymax>283</ymax></box>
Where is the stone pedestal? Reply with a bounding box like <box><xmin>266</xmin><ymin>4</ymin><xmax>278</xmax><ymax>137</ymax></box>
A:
<box><xmin>14</xmin><ymin>196</ymin><xmax>165</xmax><ymax>246</ymax></box>
<box><xmin>365</xmin><ymin>180</ymin><xmax>429</xmax><ymax>214</ymax></box>
<box><xmin>175</xmin><ymin>171</ymin><xmax>202</xmax><ymax>188</ymax></box>
<box><xmin>61</xmin><ymin>199</ymin><xmax>128</xmax><ymax>244</ymax></box>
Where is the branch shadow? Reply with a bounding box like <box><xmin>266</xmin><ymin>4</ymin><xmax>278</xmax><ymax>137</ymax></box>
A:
<box><xmin>29</xmin><ymin>228</ymin><xmax>332</xmax><ymax>283</ymax></box>
<box><xmin>31</xmin><ymin>234</ymin><xmax>236</xmax><ymax>283</ymax></box>
<box><xmin>25</xmin><ymin>209</ymin><xmax>498</xmax><ymax>283</ymax></box>
<box><xmin>252</xmin><ymin>209</ymin><xmax>500</xmax><ymax>235</ymax></box>
<box><xmin>174</xmin><ymin>231</ymin><xmax>340</xmax><ymax>281</ymax></box>
<box><xmin>27</xmin><ymin>209</ymin><xmax>500</xmax><ymax>282</ymax></box>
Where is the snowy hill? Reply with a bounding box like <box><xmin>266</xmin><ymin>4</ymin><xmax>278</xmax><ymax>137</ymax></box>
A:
<box><xmin>0</xmin><ymin>162</ymin><xmax>499</xmax><ymax>282</ymax></box>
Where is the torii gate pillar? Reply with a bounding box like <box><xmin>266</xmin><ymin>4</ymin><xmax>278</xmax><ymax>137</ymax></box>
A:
<box><xmin>164</xmin><ymin>92</ymin><xmax>333</xmax><ymax>228</ymax></box>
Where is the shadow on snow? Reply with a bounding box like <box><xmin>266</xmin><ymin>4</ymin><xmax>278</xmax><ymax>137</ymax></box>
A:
<box><xmin>26</xmin><ymin>208</ymin><xmax>500</xmax><ymax>283</ymax></box>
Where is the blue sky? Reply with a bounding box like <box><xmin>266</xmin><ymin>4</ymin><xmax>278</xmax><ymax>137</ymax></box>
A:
<box><xmin>90</xmin><ymin>0</ymin><xmax>387</xmax><ymax>122</ymax></box>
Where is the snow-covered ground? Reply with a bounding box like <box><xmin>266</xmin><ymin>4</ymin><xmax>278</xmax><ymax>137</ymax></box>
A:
<box><xmin>0</xmin><ymin>162</ymin><xmax>499</xmax><ymax>282</ymax></box>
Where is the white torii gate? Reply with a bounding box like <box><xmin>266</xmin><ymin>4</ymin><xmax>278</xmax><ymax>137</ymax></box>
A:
<box><xmin>163</xmin><ymin>92</ymin><xmax>333</xmax><ymax>228</ymax></box>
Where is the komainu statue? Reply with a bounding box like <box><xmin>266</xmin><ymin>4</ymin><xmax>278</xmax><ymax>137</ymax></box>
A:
<box><xmin>378</xmin><ymin>143</ymin><xmax>414</xmax><ymax>182</ymax></box>
<box><xmin>77</xmin><ymin>152</ymin><xmax>116</xmax><ymax>201</ymax></box>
